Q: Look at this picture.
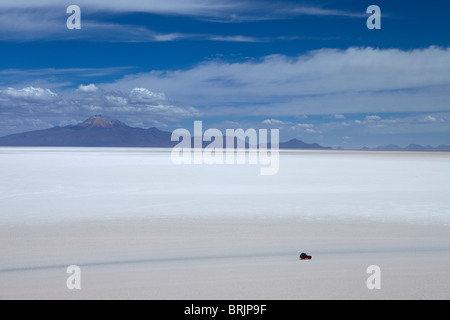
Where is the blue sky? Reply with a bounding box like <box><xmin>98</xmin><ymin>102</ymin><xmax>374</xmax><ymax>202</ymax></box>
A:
<box><xmin>0</xmin><ymin>0</ymin><xmax>449</xmax><ymax>148</ymax></box>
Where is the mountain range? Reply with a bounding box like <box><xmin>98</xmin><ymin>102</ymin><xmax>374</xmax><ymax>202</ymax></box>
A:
<box><xmin>0</xmin><ymin>115</ymin><xmax>331</xmax><ymax>150</ymax></box>
<box><xmin>361</xmin><ymin>144</ymin><xmax>450</xmax><ymax>152</ymax></box>
<box><xmin>0</xmin><ymin>116</ymin><xmax>175</xmax><ymax>148</ymax></box>
<box><xmin>0</xmin><ymin>116</ymin><xmax>448</xmax><ymax>151</ymax></box>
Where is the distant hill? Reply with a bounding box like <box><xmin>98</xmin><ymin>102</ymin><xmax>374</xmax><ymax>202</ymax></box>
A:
<box><xmin>362</xmin><ymin>144</ymin><xmax>450</xmax><ymax>151</ymax></box>
<box><xmin>0</xmin><ymin>116</ymin><xmax>331</xmax><ymax>150</ymax></box>
<box><xmin>279</xmin><ymin>139</ymin><xmax>332</xmax><ymax>150</ymax></box>
<box><xmin>0</xmin><ymin>116</ymin><xmax>175</xmax><ymax>148</ymax></box>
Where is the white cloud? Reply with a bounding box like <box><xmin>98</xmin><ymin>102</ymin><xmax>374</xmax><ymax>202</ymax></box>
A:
<box><xmin>0</xmin><ymin>1</ymin><xmax>363</xmax><ymax>21</ymax></box>
<box><xmin>289</xmin><ymin>123</ymin><xmax>317</xmax><ymax>133</ymax></box>
<box><xmin>105</xmin><ymin>95</ymin><xmax>127</xmax><ymax>106</ymax></box>
<box><xmin>262</xmin><ymin>118</ymin><xmax>287</xmax><ymax>125</ymax></box>
<box><xmin>2</xmin><ymin>45</ymin><xmax>450</xmax><ymax>146</ymax></box>
<box><xmin>291</xmin><ymin>6</ymin><xmax>365</xmax><ymax>18</ymax></box>
<box><xmin>0</xmin><ymin>87</ymin><xmax>58</xmax><ymax>103</ymax></box>
<box><xmin>0</xmin><ymin>10</ymin><xmax>291</xmax><ymax>43</ymax></box>
<box><xmin>98</xmin><ymin>88</ymin><xmax>199</xmax><ymax>119</ymax></box>
<box><xmin>365</xmin><ymin>115</ymin><xmax>382</xmax><ymax>121</ymax></box>
<box><xmin>209</xmin><ymin>35</ymin><xmax>263</xmax><ymax>42</ymax></box>
<box><xmin>152</xmin><ymin>33</ymin><xmax>192</xmax><ymax>42</ymax></box>
<box><xmin>83</xmin><ymin>105</ymin><xmax>103</xmax><ymax>112</ymax></box>
<box><xmin>77</xmin><ymin>84</ymin><xmax>99</xmax><ymax>93</ymax></box>
<box><xmin>0</xmin><ymin>0</ymin><xmax>230</xmax><ymax>14</ymax></box>
<box><xmin>128</xmin><ymin>88</ymin><xmax>168</xmax><ymax>105</ymax></box>
<box><xmin>0</xmin><ymin>85</ymin><xmax>199</xmax><ymax>134</ymax></box>
<box><xmin>425</xmin><ymin>115</ymin><xmax>437</xmax><ymax>122</ymax></box>
<box><xmin>0</xmin><ymin>1</ymin><xmax>381</xmax><ymax>42</ymax></box>
<box><xmin>421</xmin><ymin>115</ymin><xmax>447</xmax><ymax>123</ymax></box>
<box><xmin>0</xmin><ymin>10</ymin><xmax>196</xmax><ymax>42</ymax></box>
<box><xmin>103</xmin><ymin>47</ymin><xmax>450</xmax><ymax>117</ymax></box>
<box><xmin>0</xmin><ymin>67</ymin><xmax>135</xmax><ymax>80</ymax></box>
<box><xmin>0</xmin><ymin>9</ymin><xmax>283</xmax><ymax>43</ymax></box>
<box><xmin>295</xmin><ymin>123</ymin><xmax>314</xmax><ymax>128</ymax></box>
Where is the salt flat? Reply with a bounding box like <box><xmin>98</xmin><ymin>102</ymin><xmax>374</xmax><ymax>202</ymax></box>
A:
<box><xmin>0</xmin><ymin>148</ymin><xmax>449</xmax><ymax>299</ymax></box>
<box><xmin>1</xmin><ymin>148</ymin><xmax>449</xmax><ymax>225</ymax></box>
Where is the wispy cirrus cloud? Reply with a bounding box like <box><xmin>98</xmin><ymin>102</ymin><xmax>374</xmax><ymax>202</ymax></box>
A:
<box><xmin>0</xmin><ymin>9</ymin><xmax>187</xmax><ymax>42</ymax></box>
<box><xmin>0</xmin><ymin>0</ymin><xmax>370</xmax><ymax>41</ymax></box>
<box><xmin>0</xmin><ymin>67</ymin><xmax>136</xmax><ymax>90</ymax></box>
<box><xmin>0</xmin><ymin>9</ymin><xmax>282</xmax><ymax>43</ymax></box>
<box><xmin>0</xmin><ymin>0</ymin><xmax>365</xmax><ymax>20</ymax></box>
<box><xmin>290</xmin><ymin>6</ymin><xmax>366</xmax><ymax>18</ymax></box>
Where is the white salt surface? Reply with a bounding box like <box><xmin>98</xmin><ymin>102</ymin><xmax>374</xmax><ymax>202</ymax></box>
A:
<box><xmin>1</xmin><ymin>148</ymin><xmax>450</xmax><ymax>300</ymax></box>
<box><xmin>0</xmin><ymin>148</ymin><xmax>449</xmax><ymax>225</ymax></box>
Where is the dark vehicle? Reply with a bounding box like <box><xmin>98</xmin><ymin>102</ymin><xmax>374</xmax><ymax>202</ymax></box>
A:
<box><xmin>299</xmin><ymin>253</ymin><xmax>312</xmax><ymax>260</ymax></box>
